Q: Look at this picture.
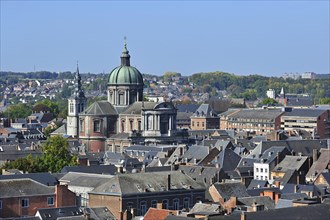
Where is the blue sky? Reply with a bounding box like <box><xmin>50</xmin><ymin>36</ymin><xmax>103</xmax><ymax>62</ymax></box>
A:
<box><xmin>0</xmin><ymin>1</ymin><xmax>329</xmax><ymax>76</ymax></box>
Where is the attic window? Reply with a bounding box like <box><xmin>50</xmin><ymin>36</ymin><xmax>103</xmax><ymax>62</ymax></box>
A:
<box><xmin>297</xmin><ymin>158</ymin><xmax>302</xmax><ymax>161</ymax></box>
<box><xmin>277</xmin><ymin>167</ymin><xmax>282</xmax><ymax>170</ymax></box>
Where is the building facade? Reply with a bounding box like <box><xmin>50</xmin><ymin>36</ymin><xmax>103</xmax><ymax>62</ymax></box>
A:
<box><xmin>75</xmin><ymin>42</ymin><xmax>178</xmax><ymax>152</ymax></box>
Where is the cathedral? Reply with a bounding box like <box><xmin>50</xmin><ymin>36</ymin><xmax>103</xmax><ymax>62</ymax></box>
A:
<box><xmin>66</xmin><ymin>42</ymin><xmax>179</xmax><ymax>152</ymax></box>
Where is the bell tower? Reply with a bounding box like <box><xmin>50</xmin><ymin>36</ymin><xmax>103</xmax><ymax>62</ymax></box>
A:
<box><xmin>67</xmin><ymin>62</ymin><xmax>87</xmax><ymax>137</ymax></box>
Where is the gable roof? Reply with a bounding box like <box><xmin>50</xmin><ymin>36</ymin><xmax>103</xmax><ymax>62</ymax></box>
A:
<box><xmin>306</xmin><ymin>149</ymin><xmax>330</xmax><ymax>180</ymax></box>
<box><xmin>0</xmin><ymin>178</ymin><xmax>54</xmax><ymax>198</ymax></box>
<box><xmin>90</xmin><ymin>171</ymin><xmax>205</xmax><ymax>196</ymax></box>
<box><xmin>273</xmin><ymin>155</ymin><xmax>308</xmax><ymax>173</ymax></box>
<box><xmin>211</xmin><ymin>182</ymin><xmax>249</xmax><ymax>200</ymax></box>
<box><xmin>250</xmin><ymin>139</ymin><xmax>329</xmax><ymax>158</ymax></box>
<box><xmin>227</xmin><ymin>109</ymin><xmax>283</xmax><ymax>120</ymax></box>
<box><xmin>182</xmin><ymin>145</ymin><xmax>210</xmax><ymax>163</ymax></box>
<box><xmin>0</xmin><ymin>173</ymin><xmax>58</xmax><ymax>186</ymax></box>
<box><xmin>282</xmin><ymin>108</ymin><xmax>327</xmax><ymax>117</ymax></box>
<box><xmin>191</xmin><ymin>104</ymin><xmax>218</xmax><ymax>118</ymax></box>
<box><xmin>36</xmin><ymin>206</ymin><xmax>83</xmax><ymax>220</ymax></box>
<box><xmin>81</xmin><ymin>101</ymin><xmax>117</xmax><ymax>115</ymax></box>
<box><xmin>61</xmin><ymin>164</ymin><xmax>116</xmax><ymax>175</ymax></box>
<box><xmin>144</xmin><ymin>208</ymin><xmax>177</xmax><ymax>220</ymax></box>
<box><xmin>237</xmin><ymin>196</ymin><xmax>275</xmax><ymax>210</ymax></box>
<box><xmin>178</xmin><ymin>165</ymin><xmax>226</xmax><ymax>186</ymax></box>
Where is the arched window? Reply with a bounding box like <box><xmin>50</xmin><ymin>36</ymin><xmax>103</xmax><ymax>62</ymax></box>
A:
<box><xmin>121</xmin><ymin>120</ymin><xmax>125</xmax><ymax>132</ymax></box>
<box><xmin>130</xmin><ymin>120</ymin><xmax>134</xmax><ymax>131</ymax></box>
<box><xmin>162</xmin><ymin>199</ymin><xmax>169</xmax><ymax>209</ymax></box>
<box><xmin>173</xmin><ymin>198</ymin><xmax>180</xmax><ymax>210</ymax></box>
<box><xmin>183</xmin><ymin>197</ymin><xmax>190</xmax><ymax>209</ymax></box>
<box><xmin>140</xmin><ymin>201</ymin><xmax>147</xmax><ymax>215</ymax></box>
<box><xmin>70</xmin><ymin>103</ymin><xmax>74</xmax><ymax>113</ymax></box>
<box><xmin>151</xmin><ymin>200</ymin><xmax>157</xmax><ymax>208</ymax></box>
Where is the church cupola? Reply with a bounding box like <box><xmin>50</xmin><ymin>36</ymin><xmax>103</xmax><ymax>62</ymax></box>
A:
<box><xmin>120</xmin><ymin>39</ymin><xmax>131</xmax><ymax>66</ymax></box>
<box><xmin>107</xmin><ymin>39</ymin><xmax>144</xmax><ymax>107</ymax></box>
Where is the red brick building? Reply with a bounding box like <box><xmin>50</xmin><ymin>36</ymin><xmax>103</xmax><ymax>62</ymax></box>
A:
<box><xmin>89</xmin><ymin>171</ymin><xmax>205</xmax><ymax>220</ymax></box>
<box><xmin>0</xmin><ymin>179</ymin><xmax>76</xmax><ymax>218</ymax></box>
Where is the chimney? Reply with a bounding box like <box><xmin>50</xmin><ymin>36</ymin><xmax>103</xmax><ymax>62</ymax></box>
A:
<box><xmin>294</xmin><ymin>185</ymin><xmax>299</xmax><ymax>193</ymax></box>
<box><xmin>115</xmin><ymin>164</ymin><xmax>124</xmax><ymax>174</ymax></box>
<box><xmin>241</xmin><ymin>212</ymin><xmax>246</xmax><ymax>220</ymax></box>
<box><xmin>313</xmin><ymin>149</ymin><xmax>318</xmax><ymax>163</ymax></box>
<box><xmin>274</xmin><ymin>181</ymin><xmax>280</xmax><ymax>188</ymax></box>
<box><xmin>157</xmin><ymin>202</ymin><xmax>163</xmax><ymax>210</ymax></box>
<box><xmin>167</xmin><ymin>174</ymin><xmax>171</xmax><ymax>191</ymax></box>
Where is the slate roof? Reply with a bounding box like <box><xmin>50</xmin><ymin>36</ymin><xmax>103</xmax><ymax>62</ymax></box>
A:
<box><xmin>85</xmin><ymin>207</ymin><xmax>117</xmax><ymax>220</ymax></box>
<box><xmin>90</xmin><ymin>171</ymin><xmax>205</xmax><ymax>196</ymax></box>
<box><xmin>250</xmin><ymin>139</ymin><xmax>329</xmax><ymax>158</ymax></box>
<box><xmin>281</xmin><ymin>184</ymin><xmax>319</xmax><ymax>196</ymax></box>
<box><xmin>191</xmin><ymin>104</ymin><xmax>218</xmax><ymax>118</ymax></box>
<box><xmin>61</xmin><ymin>164</ymin><xmax>117</xmax><ymax>175</ymax></box>
<box><xmin>272</xmin><ymin>155</ymin><xmax>308</xmax><ymax>173</ymax></box>
<box><xmin>189</xmin><ymin>203</ymin><xmax>222</xmax><ymax>214</ymax></box>
<box><xmin>176</xmin><ymin>104</ymin><xmax>199</xmax><ymax>113</ymax></box>
<box><xmin>179</xmin><ymin>165</ymin><xmax>226</xmax><ymax>186</ymax></box>
<box><xmin>182</xmin><ymin>145</ymin><xmax>210</xmax><ymax>163</ymax></box>
<box><xmin>208</xmin><ymin>203</ymin><xmax>330</xmax><ymax>220</ymax></box>
<box><xmin>207</xmin><ymin>148</ymin><xmax>241</xmax><ymax>172</ymax></box>
<box><xmin>0</xmin><ymin>173</ymin><xmax>59</xmax><ymax>186</ymax></box>
<box><xmin>283</xmin><ymin>108</ymin><xmax>327</xmax><ymax>118</ymax></box>
<box><xmin>59</xmin><ymin>172</ymin><xmax>113</xmax><ymax>189</ymax></box>
<box><xmin>306</xmin><ymin>149</ymin><xmax>330</xmax><ymax>180</ymax></box>
<box><xmin>51</xmin><ymin>124</ymin><xmax>67</xmax><ymax>136</ymax></box>
<box><xmin>81</xmin><ymin>101</ymin><xmax>118</xmax><ymax>115</ymax></box>
<box><xmin>212</xmin><ymin>182</ymin><xmax>249</xmax><ymax>200</ymax></box>
<box><xmin>247</xmin><ymin>179</ymin><xmax>268</xmax><ymax>190</ymax></box>
<box><xmin>247</xmin><ymin>187</ymin><xmax>281</xmax><ymax>197</ymax></box>
<box><xmin>237</xmin><ymin>196</ymin><xmax>275</xmax><ymax>210</ymax></box>
<box><xmin>227</xmin><ymin>109</ymin><xmax>283</xmax><ymax>120</ymax></box>
<box><xmin>36</xmin><ymin>206</ymin><xmax>83</xmax><ymax>220</ymax></box>
<box><xmin>285</xmin><ymin>96</ymin><xmax>314</xmax><ymax>107</ymax></box>
<box><xmin>280</xmin><ymin>193</ymin><xmax>308</xmax><ymax>200</ymax></box>
<box><xmin>121</xmin><ymin>101</ymin><xmax>159</xmax><ymax>114</ymax></box>
<box><xmin>0</xmin><ymin>178</ymin><xmax>54</xmax><ymax>198</ymax></box>
<box><xmin>236</xmin><ymin>157</ymin><xmax>255</xmax><ymax>177</ymax></box>
<box><xmin>177</xmin><ymin>111</ymin><xmax>194</xmax><ymax>121</ymax></box>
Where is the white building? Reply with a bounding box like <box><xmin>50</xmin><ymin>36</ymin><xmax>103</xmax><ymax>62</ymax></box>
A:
<box><xmin>266</xmin><ymin>89</ymin><xmax>276</xmax><ymax>99</ymax></box>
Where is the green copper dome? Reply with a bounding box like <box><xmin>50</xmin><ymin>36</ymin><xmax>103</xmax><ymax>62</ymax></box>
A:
<box><xmin>107</xmin><ymin>41</ymin><xmax>144</xmax><ymax>85</ymax></box>
<box><xmin>108</xmin><ymin>65</ymin><xmax>143</xmax><ymax>85</ymax></box>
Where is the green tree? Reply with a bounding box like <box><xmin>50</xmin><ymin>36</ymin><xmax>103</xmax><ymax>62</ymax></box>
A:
<box><xmin>320</xmin><ymin>97</ymin><xmax>330</xmax><ymax>104</ymax></box>
<box><xmin>40</xmin><ymin>135</ymin><xmax>77</xmax><ymax>173</ymax></box>
<box><xmin>259</xmin><ymin>98</ymin><xmax>278</xmax><ymax>106</ymax></box>
<box><xmin>4</xmin><ymin>103</ymin><xmax>32</xmax><ymax>119</ymax></box>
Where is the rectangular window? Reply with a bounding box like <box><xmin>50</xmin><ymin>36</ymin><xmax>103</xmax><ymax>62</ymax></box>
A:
<box><xmin>47</xmin><ymin>197</ymin><xmax>54</xmax><ymax>206</ymax></box>
<box><xmin>256</xmin><ymin>168</ymin><xmax>259</xmax><ymax>172</ymax></box>
<box><xmin>93</xmin><ymin>120</ymin><xmax>101</xmax><ymax>132</ymax></box>
<box><xmin>79</xmin><ymin>120</ymin><xmax>84</xmax><ymax>132</ymax></box>
<box><xmin>202</xmin><ymin>122</ymin><xmax>205</xmax><ymax>127</ymax></box>
<box><xmin>261</xmin><ymin>168</ymin><xmax>263</xmax><ymax>172</ymax></box>
<box><xmin>0</xmin><ymin>200</ymin><xmax>2</xmax><ymax>209</ymax></box>
<box><xmin>265</xmin><ymin>169</ymin><xmax>268</xmax><ymax>173</ymax></box>
<box><xmin>21</xmin><ymin>199</ymin><xmax>29</xmax><ymax>208</ymax></box>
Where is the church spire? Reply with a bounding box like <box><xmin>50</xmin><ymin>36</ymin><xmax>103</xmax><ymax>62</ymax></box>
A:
<box><xmin>74</xmin><ymin>61</ymin><xmax>83</xmax><ymax>97</ymax></box>
<box><xmin>121</xmin><ymin>36</ymin><xmax>131</xmax><ymax>66</ymax></box>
